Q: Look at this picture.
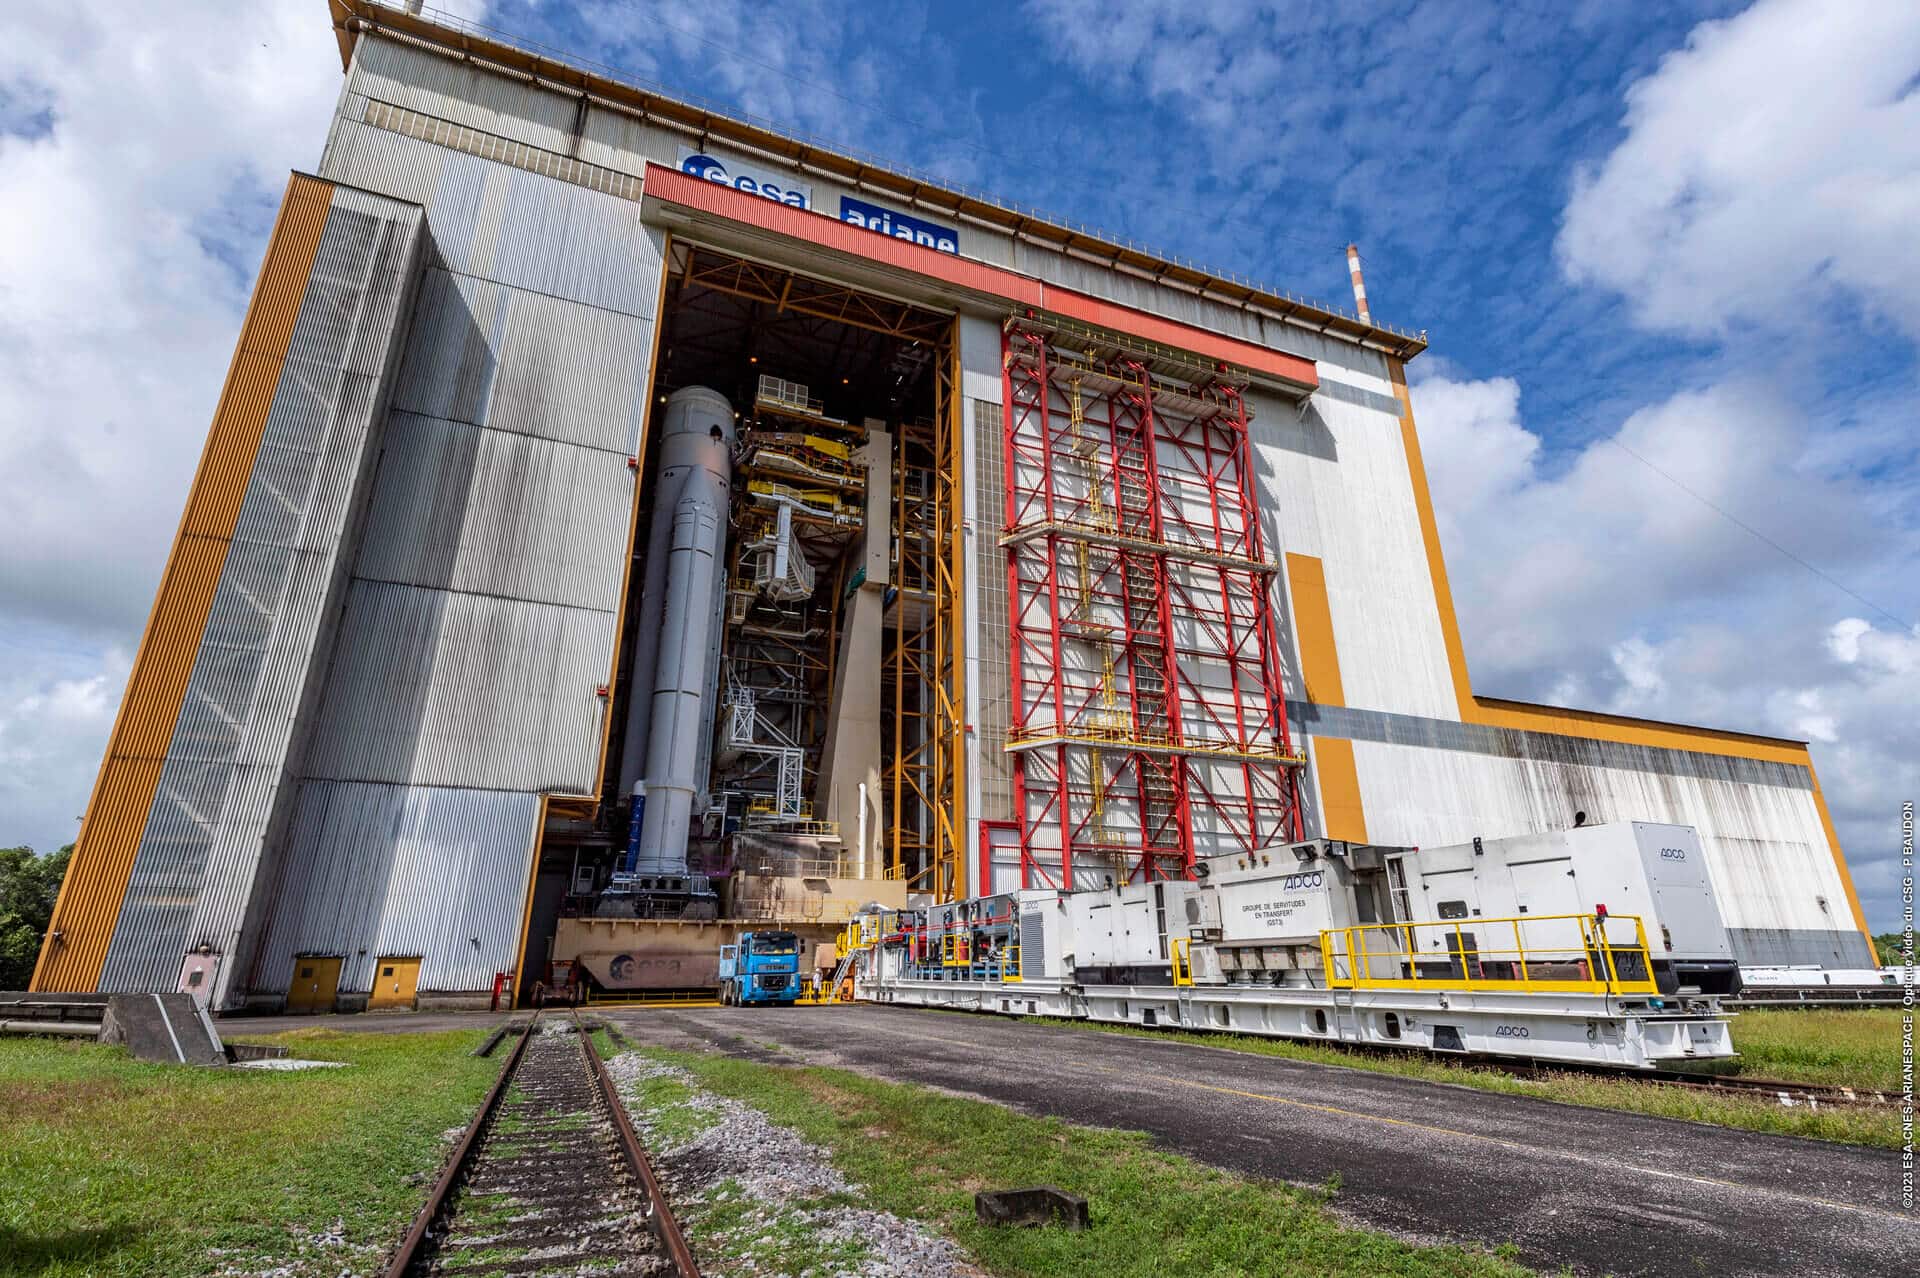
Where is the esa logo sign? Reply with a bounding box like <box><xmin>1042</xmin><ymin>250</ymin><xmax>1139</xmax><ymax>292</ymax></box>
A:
<box><xmin>1280</xmin><ymin>870</ymin><xmax>1325</xmax><ymax>891</ymax></box>
<box><xmin>677</xmin><ymin>147</ymin><xmax>812</xmax><ymax>209</ymax></box>
<box><xmin>840</xmin><ymin>195</ymin><xmax>960</xmax><ymax>255</ymax></box>
<box><xmin>1659</xmin><ymin>847</ymin><xmax>1687</xmax><ymax>862</ymax></box>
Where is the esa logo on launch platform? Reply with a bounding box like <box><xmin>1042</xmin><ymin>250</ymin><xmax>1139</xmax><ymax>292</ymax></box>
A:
<box><xmin>677</xmin><ymin>148</ymin><xmax>812</xmax><ymax>209</ymax></box>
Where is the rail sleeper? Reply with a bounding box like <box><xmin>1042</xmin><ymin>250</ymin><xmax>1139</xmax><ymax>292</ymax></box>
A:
<box><xmin>392</xmin><ymin>1017</ymin><xmax>688</xmax><ymax>1277</ymax></box>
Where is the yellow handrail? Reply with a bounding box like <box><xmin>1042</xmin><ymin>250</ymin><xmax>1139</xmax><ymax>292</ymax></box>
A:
<box><xmin>1320</xmin><ymin>912</ymin><xmax>1659</xmax><ymax>996</ymax></box>
<box><xmin>1170</xmin><ymin>936</ymin><xmax>1194</xmax><ymax>986</ymax></box>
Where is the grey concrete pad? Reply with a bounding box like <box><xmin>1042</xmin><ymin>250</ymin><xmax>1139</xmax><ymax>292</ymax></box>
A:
<box><xmin>99</xmin><ymin>993</ymin><xmax>225</xmax><ymax>1065</ymax></box>
<box><xmin>606</xmin><ymin>1003</ymin><xmax>1919</xmax><ymax>1278</ymax></box>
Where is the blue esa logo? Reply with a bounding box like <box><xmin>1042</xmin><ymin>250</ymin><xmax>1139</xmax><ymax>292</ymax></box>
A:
<box><xmin>679</xmin><ymin>151</ymin><xmax>811</xmax><ymax>209</ymax></box>
<box><xmin>840</xmin><ymin>196</ymin><xmax>960</xmax><ymax>256</ymax></box>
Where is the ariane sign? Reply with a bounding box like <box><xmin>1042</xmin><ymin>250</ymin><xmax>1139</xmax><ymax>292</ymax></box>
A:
<box><xmin>839</xmin><ymin>195</ymin><xmax>960</xmax><ymax>256</ymax></box>
<box><xmin>672</xmin><ymin>146</ymin><xmax>961</xmax><ymax>256</ymax></box>
<box><xmin>678</xmin><ymin>147</ymin><xmax>812</xmax><ymax>209</ymax></box>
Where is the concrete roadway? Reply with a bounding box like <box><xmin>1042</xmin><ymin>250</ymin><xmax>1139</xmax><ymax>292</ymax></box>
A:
<box><xmin>598</xmin><ymin>1003</ymin><xmax>1918</xmax><ymax>1278</ymax></box>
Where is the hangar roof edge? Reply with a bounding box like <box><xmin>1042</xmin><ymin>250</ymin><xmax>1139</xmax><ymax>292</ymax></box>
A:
<box><xmin>327</xmin><ymin>0</ymin><xmax>1429</xmax><ymax>362</ymax></box>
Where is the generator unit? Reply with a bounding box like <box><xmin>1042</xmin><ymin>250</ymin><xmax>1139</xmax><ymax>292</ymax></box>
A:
<box><xmin>1401</xmin><ymin>823</ymin><xmax>1741</xmax><ymax>995</ymax></box>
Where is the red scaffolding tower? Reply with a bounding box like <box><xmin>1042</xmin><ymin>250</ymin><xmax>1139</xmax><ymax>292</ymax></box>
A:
<box><xmin>999</xmin><ymin>314</ymin><xmax>1304</xmax><ymax>889</ymax></box>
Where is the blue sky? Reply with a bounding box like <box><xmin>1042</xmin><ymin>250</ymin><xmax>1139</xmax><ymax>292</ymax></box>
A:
<box><xmin>1</xmin><ymin>0</ymin><xmax>1914</xmax><ymax>932</ymax></box>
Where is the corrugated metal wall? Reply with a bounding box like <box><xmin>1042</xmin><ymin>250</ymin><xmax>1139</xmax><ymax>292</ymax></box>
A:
<box><xmin>324</xmin><ymin>115</ymin><xmax>661</xmax><ymax>317</ymax></box>
<box><xmin>230</xmin><ymin>45</ymin><xmax>672</xmax><ymax>996</ymax></box>
<box><xmin>34</xmin><ymin>175</ymin><xmax>334</xmax><ymax>993</ymax></box>
<box><xmin>95</xmin><ymin>188</ymin><xmax>425</xmax><ymax>1001</ymax></box>
<box><xmin>355</xmin><ymin>410</ymin><xmax>633</xmax><ymax>611</ymax></box>
<box><xmin>299</xmin><ymin>122</ymin><xmax>658</xmax><ymax>796</ymax></box>
<box><xmin>251</xmin><ymin>781</ymin><xmax>539</xmax><ymax>995</ymax></box>
<box><xmin>302</xmin><ymin>581</ymin><xmax>613</xmax><ymax>791</ymax></box>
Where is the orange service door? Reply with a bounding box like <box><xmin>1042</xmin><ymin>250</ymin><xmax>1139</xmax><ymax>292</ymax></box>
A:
<box><xmin>369</xmin><ymin>957</ymin><xmax>421</xmax><ymax>1011</ymax></box>
<box><xmin>285</xmin><ymin>957</ymin><xmax>342</xmax><ymax>1014</ymax></box>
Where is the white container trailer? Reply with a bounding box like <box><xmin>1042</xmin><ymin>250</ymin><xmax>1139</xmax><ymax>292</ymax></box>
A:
<box><xmin>1398</xmin><ymin>822</ymin><xmax>1740</xmax><ymax>994</ymax></box>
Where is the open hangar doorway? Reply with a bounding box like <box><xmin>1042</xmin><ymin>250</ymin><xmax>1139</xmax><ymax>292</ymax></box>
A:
<box><xmin>524</xmin><ymin>237</ymin><xmax>963</xmax><ymax>999</ymax></box>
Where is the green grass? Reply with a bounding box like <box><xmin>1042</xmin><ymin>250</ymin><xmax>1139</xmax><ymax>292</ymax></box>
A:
<box><xmin>643</xmin><ymin>1047</ymin><xmax>1536</xmax><ymax>1278</ymax></box>
<box><xmin>1005</xmin><ymin>1008</ymin><xmax>1905</xmax><ymax>1148</ymax></box>
<box><xmin>0</xmin><ymin>1028</ymin><xmax>499</xmax><ymax>1277</ymax></box>
<box><xmin>1712</xmin><ymin>1009</ymin><xmax>1903</xmax><ymax>1092</ymax></box>
<box><xmin>626</xmin><ymin>1065</ymin><xmax>723</xmax><ymax>1151</ymax></box>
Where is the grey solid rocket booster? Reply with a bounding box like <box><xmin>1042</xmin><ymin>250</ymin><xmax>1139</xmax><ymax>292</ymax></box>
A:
<box><xmin>623</xmin><ymin>386</ymin><xmax>734</xmax><ymax>875</ymax></box>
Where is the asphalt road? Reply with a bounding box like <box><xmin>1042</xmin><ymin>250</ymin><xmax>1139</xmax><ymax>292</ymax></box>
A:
<box><xmin>603</xmin><ymin>1003</ymin><xmax>1918</xmax><ymax>1278</ymax></box>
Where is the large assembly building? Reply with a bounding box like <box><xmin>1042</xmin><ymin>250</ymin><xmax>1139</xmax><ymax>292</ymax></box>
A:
<box><xmin>32</xmin><ymin>2</ymin><xmax>1876</xmax><ymax>1011</ymax></box>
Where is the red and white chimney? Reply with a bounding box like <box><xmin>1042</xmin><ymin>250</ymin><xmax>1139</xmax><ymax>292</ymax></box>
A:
<box><xmin>1346</xmin><ymin>244</ymin><xmax>1370</xmax><ymax>322</ymax></box>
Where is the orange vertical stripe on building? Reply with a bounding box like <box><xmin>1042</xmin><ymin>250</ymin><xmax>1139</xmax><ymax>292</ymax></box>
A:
<box><xmin>1284</xmin><ymin>552</ymin><xmax>1347</xmax><ymax>708</ymax></box>
<box><xmin>1313</xmin><ymin>738</ymin><xmax>1370</xmax><ymax>843</ymax></box>
<box><xmin>1286</xmin><ymin>552</ymin><xmax>1369</xmax><ymax>841</ymax></box>
<box><xmin>511</xmin><ymin>795</ymin><xmax>552</xmax><ymax>1006</ymax></box>
<box><xmin>1385</xmin><ymin>358</ymin><xmax>1479</xmax><ymax>723</ymax></box>
<box><xmin>31</xmin><ymin>174</ymin><xmax>334</xmax><ymax>992</ymax></box>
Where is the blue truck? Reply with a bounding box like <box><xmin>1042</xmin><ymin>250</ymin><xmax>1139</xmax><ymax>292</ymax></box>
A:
<box><xmin>718</xmin><ymin>930</ymin><xmax>804</xmax><ymax>1006</ymax></box>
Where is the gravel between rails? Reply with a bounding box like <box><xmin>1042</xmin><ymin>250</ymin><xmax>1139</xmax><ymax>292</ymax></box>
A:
<box><xmin>606</xmin><ymin>1052</ymin><xmax>986</xmax><ymax>1278</ymax></box>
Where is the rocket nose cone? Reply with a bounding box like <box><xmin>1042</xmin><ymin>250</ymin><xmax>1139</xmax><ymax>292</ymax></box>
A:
<box><xmin>666</xmin><ymin>385</ymin><xmax>736</xmax><ymax>444</ymax></box>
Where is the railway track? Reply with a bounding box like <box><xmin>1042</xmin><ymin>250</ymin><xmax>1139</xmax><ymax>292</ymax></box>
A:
<box><xmin>1625</xmin><ymin>1067</ymin><xmax>1892</xmax><ymax>1108</ymax></box>
<box><xmin>1488</xmin><ymin>1056</ymin><xmax>1890</xmax><ymax>1107</ymax></box>
<box><xmin>383</xmin><ymin>1011</ymin><xmax>699</xmax><ymax>1278</ymax></box>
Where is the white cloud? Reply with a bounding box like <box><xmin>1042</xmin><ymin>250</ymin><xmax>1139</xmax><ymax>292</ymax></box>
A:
<box><xmin>1559</xmin><ymin>0</ymin><xmax>1920</xmax><ymax>340</ymax></box>
<box><xmin>0</xmin><ymin>2</ymin><xmax>357</xmax><ymax>851</ymax></box>
<box><xmin>0</xmin><ymin>3</ymin><xmax>345</xmax><ymax>642</ymax></box>
<box><xmin>0</xmin><ymin>649</ymin><xmax>130</xmax><ymax>853</ymax></box>
<box><xmin>1826</xmin><ymin>615</ymin><xmax>1920</xmax><ymax>674</ymax></box>
<box><xmin>568</xmin><ymin>0</ymin><xmax>989</xmax><ymax>191</ymax></box>
<box><xmin>1413</xmin><ymin>368</ymin><xmax>1919</xmax><ymax>928</ymax></box>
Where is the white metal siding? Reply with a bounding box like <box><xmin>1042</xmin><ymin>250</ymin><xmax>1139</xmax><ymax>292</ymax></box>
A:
<box><xmin>100</xmin><ymin>193</ymin><xmax>425</xmax><ymax>1000</ymax></box>
<box><xmin>252</xmin><ymin>781</ymin><xmax>538</xmax><ymax>995</ymax></box>
<box><xmin>302</xmin><ymin>580</ymin><xmax>613</xmax><ymax>793</ymax></box>
<box><xmin>1346</xmin><ymin>739</ymin><xmax>1850</xmax><ymax>940</ymax></box>
<box><xmin>356</xmin><ymin>410</ymin><xmax>632</xmax><ymax>611</ymax></box>
<box><xmin>1251</xmin><ymin>380</ymin><xmax>1460</xmax><ymax>721</ymax></box>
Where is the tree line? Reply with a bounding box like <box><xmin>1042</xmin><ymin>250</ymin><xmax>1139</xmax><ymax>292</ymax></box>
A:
<box><xmin>1</xmin><ymin>845</ymin><xmax>73</xmax><ymax>991</ymax></box>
